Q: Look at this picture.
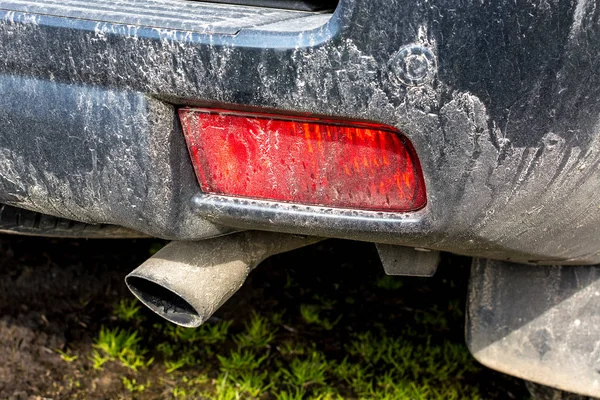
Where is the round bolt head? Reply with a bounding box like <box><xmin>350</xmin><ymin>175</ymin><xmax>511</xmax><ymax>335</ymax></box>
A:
<box><xmin>390</xmin><ymin>45</ymin><xmax>437</xmax><ymax>86</ymax></box>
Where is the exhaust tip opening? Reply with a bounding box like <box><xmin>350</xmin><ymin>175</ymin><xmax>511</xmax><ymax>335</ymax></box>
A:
<box><xmin>125</xmin><ymin>276</ymin><xmax>203</xmax><ymax>328</ymax></box>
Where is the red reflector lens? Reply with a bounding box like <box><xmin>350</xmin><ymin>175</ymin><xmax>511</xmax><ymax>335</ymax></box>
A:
<box><xmin>179</xmin><ymin>108</ymin><xmax>426</xmax><ymax>212</ymax></box>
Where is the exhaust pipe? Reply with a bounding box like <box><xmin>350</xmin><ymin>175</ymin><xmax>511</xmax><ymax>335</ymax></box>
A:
<box><xmin>125</xmin><ymin>231</ymin><xmax>320</xmax><ymax>328</ymax></box>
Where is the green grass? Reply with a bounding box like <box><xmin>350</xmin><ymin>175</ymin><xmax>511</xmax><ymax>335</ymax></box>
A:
<box><xmin>90</xmin><ymin>349</ymin><xmax>111</xmax><ymax>370</ymax></box>
<box><xmin>234</xmin><ymin>311</ymin><xmax>277</xmax><ymax>348</ymax></box>
<box><xmin>86</xmin><ymin>296</ymin><xmax>483</xmax><ymax>398</ymax></box>
<box><xmin>88</xmin><ymin>307</ymin><xmax>484</xmax><ymax>399</ymax></box>
<box><xmin>113</xmin><ymin>298</ymin><xmax>143</xmax><ymax>323</ymax></box>
<box><xmin>375</xmin><ymin>275</ymin><xmax>404</xmax><ymax>290</ymax></box>
<box><xmin>164</xmin><ymin>320</ymin><xmax>232</xmax><ymax>345</ymax></box>
<box><xmin>92</xmin><ymin>326</ymin><xmax>153</xmax><ymax>371</ymax></box>
<box><xmin>66</xmin><ymin>244</ymin><xmax>526</xmax><ymax>399</ymax></box>
<box><xmin>218</xmin><ymin>349</ymin><xmax>268</xmax><ymax>373</ymax></box>
<box><xmin>121</xmin><ymin>377</ymin><xmax>149</xmax><ymax>393</ymax></box>
<box><xmin>281</xmin><ymin>351</ymin><xmax>328</xmax><ymax>388</ymax></box>
<box><xmin>165</xmin><ymin>353</ymin><xmax>196</xmax><ymax>373</ymax></box>
<box><xmin>55</xmin><ymin>348</ymin><xmax>78</xmax><ymax>363</ymax></box>
<box><xmin>300</xmin><ymin>304</ymin><xmax>341</xmax><ymax>330</ymax></box>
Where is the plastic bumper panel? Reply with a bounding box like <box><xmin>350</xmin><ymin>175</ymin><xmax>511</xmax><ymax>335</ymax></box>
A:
<box><xmin>0</xmin><ymin>1</ymin><xmax>600</xmax><ymax>263</ymax></box>
<box><xmin>0</xmin><ymin>73</ymin><xmax>227</xmax><ymax>239</ymax></box>
<box><xmin>467</xmin><ymin>258</ymin><xmax>600</xmax><ymax>397</ymax></box>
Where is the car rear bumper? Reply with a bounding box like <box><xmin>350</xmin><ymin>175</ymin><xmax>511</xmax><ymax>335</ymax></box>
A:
<box><xmin>1</xmin><ymin>0</ymin><xmax>600</xmax><ymax>264</ymax></box>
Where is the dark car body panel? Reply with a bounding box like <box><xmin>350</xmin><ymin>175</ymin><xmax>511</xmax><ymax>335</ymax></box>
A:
<box><xmin>0</xmin><ymin>0</ymin><xmax>599</xmax><ymax>264</ymax></box>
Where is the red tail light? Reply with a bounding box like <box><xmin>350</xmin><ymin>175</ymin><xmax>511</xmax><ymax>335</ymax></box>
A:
<box><xmin>179</xmin><ymin>108</ymin><xmax>426</xmax><ymax>212</ymax></box>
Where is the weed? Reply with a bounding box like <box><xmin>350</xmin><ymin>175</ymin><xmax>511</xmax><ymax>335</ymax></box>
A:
<box><xmin>311</xmin><ymin>294</ymin><xmax>337</xmax><ymax>309</ymax></box>
<box><xmin>120</xmin><ymin>350</ymin><xmax>154</xmax><ymax>371</ymax></box>
<box><xmin>235</xmin><ymin>312</ymin><xmax>276</xmax><ymax>348</ymax></box>
<box><xmin>4</xmin><ymin>237</ymin><xmax>521</xmax><ymax>399</ymax></box>
<box><xmin>55</xmin><ymin>348</ymin><xmax>78</xmax><ymax>363</ymax></box>
<box><xmin>165</xmin><ymin>353</ymin><xmax>196</xmax><ymax>374</ymax></box>
<box><xmin>199</xmin><ymin>373</ymin><xmax>249</xmax><ymax>400</ymax></box>
<box><xmin>165</xmin><ymin>320</ymin><xmax>232</xmax><ymax>345</ymax></box>
<box><xmin>93</xmin><ymin>326</ymin><xmax>152</xmax><ymax>371</ymax></box>
<box><xmin>122</xmin><ymin>377</ymin><xmax>149</xmax><ymax>393</ymax></box>
<box><xmin>215</xmin><ymin>348</ymin><xmax>274</xmax><ymax>397</ymax></box>
<box><xmin>271</xmin><ymin>311</ymin><xmax>285</xmax><ymax>325</ymax></box>
<box><xmin>114</xmin><ymin>298</ymin><xmax>143</xmax><ymax>323</ymax></box>
<box><xmin>281</xmin><ymin>351</ymin><xmax>327</xmax><ymax>388</ymax></box>
<box><xmin>299</xmin><ymin>304</ymin><xmax>320</xmax><ymax>324</ymax></box>
<box><xmin>378</xmin><ymin>338</ymin><xmax>418</xmax><ymax>378</ymax></box>
<box><xmin>347</xmin><ymin>332</ymin><xmax>386</xmax><ymax>363</ymax></box>
<box><xmin>201</xmin><ymin>320</ymin><xmax>233</xmax><ymax>344</ymax></box>
<box><xmin>414</xmin><ymin>305</ymin><xmax>449</xmax><ymax>331</ymax></box>
<box><xmin>181</xmin><ymin>374</ymin><xmax>209</xmax><ymax>386</ymax></box>
<box><xmin>229</xmin><ymin>370</ymin><xmax>272</xmax><ymax>397</ymax></box>
<box><xmin>447</xmin><ymin>298</ymin><xmax>464</xmax><ymax>319</ymax></box>
<box><xmin>312</xmin><ymin>386</ymin><xmax>342</xmax><ymax>400</ymax></box>
<box><xmin>218</xmin><ymin>349</ymin><xmax>267</xmax><ymax>373</ymax></box>
<box><xmin>171</xmin><ymin>375</ymin><xmax>211</xmax><ymax>399</ymax></box>
<box><xmin>156</xmin><ymin>341</ymin><xmax>176</xmax><ymax>358</ymax></box>
<box><xmin>299</xmin><ymin>304</ymin><xmax>341</xmax><ymax>330</ymax></box>
<box><xmin>330</xmin><ymin>357</ymin><xmax>374</xmax><ymax>397</ymax></box>
<box><xmin>94</xmin><ymin>326</ymin><xmax>141</xmax><ymax>358</ymax></box>
<box><xmin>331</xmin><ymin>357</ymin><xmax>371</xmax><ymax>384</ymax></box>
<box><xmin>339</xmin><ymin>329</ymin><xmax>483</xmax><ymax>399</ymax></box>
<box><xmin>172</xmin><ymin>386</ymin><xmax>189</xmax><ymax>399</ymax></box>
<box><xmin>284</xmin><ymin>272</ymin><xmax>294</xmax><ymax>289</ymax></box>
<box><xmin>66</xmin><ymin>378</ymin><xmax>82</xmax><ymax>390</ymax></box>
<box><xmin>274</xmin><ymin>388</ymin><xmax>305</xmax><ymax>400</ymax></box>
<box><xmin>375</xmin><ymin>275</ymin><xmax>404</xmax><ymax>290</ymax></box>
<box><xmin>83</xmin><ymin>289</ymin><xmax>483</xmax><ymax>399</ymax></box>
<box><xmin>89</xmin><ymin>349</ymin><xmax>110</xmax><ymax>370</ymax></box>
<box><xmin>277</xmin><ymin>340</ymin><xmax>307</xmax><ymax>357</ymax></box>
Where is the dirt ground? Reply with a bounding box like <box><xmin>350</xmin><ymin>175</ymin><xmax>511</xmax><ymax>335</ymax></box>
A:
<box><xmin>0</xmin><ymin>234</ymin><xmax>536</xmax><ymax>399</ymax></box>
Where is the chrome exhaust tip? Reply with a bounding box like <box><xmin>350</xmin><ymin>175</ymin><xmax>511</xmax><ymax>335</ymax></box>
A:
<box><xmin>126</xmin><ymin>231</ymin><xmax>320</xmax><ymax>327</ymax></box>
